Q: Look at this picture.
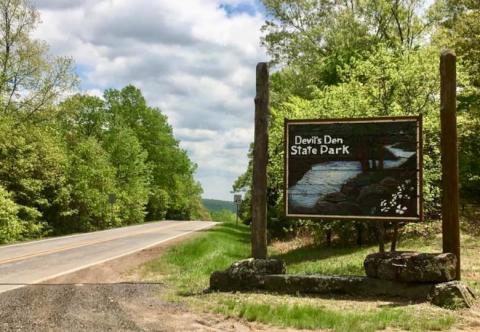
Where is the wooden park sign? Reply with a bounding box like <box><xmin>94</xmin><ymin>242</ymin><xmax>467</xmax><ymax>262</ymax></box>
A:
<box><xmin>284</xmin><ymin>116</ymin><xmax>423</xmax><ymax>221</ymax></box>
<box><xmin>252</xmin><ymin>52</ymin><xmax>460</xmax><ymax>280</ymax></box>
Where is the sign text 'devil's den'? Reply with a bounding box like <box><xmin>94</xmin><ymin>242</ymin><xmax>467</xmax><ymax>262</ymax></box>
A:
<box><xmin>284</xmin><ymin>117</ymin><xmax>422</xmax><ymax>221</ymax></box>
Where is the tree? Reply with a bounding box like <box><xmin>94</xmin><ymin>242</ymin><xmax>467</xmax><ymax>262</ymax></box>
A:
<box><xmin>0</xmin><ymin>184</ymin><xmax>22</xmax><ymax>243</ymax></box>
<box><xmin>235</xmin><ymin>42</ymin><xmax>479</xmax><ymax>242</ymax></box>
<box><xmin>0</xmin><ymin>114</ymin><xmax>67</xmax><ymax>237</ymax></box>
<box><xmin>104</xmin><ymin>86</ymin><xmax>204</xmax><ymax>220</ymax></box>
<box><xmin>0</xmin><ymin>0</ymin><xmax>77</xmax><ymax>117</ymax></box>
<box><xmin>261</xmin><ymin>0</ymin><xmax>430</xmax><ymax>97</ymax></box>
<box><xmin>429</xmin><ymin>0</ymin><xmax>480</xmax><ymax>202</ymax></box>
<box><xmin>102</xmin><ymin>126</ymin><xmax>151</xmax><ymax>225</ymax></box>
<box><xmin>56</xmin><ymin>94</ymin><xmax>107</xmax><ymax>139</ymax></box>
<box><xmin>62</xmin><ymin>137</ymin><xmax>118</xmax><ymax>233</ymax></box>
<box><xmin>430</xmin><ymin>0</ymin><xmax>480</xmax><ymax>87</ymax></box>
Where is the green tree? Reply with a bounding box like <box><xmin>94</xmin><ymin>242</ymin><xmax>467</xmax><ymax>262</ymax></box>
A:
<box><xmin>62</xmin><ymin>137</ymin><xmax>118</xmax><ymax>233</ymax></box>
<box><xmin>104</xmin><ymin>86</ymin><xmax>205</xmax><ymax>220</ymax></box>
<box><xmin>102</xmin><ymin>127</ymin><xmax>151</xmax><ymax>224</ymax></box>
<box><xmin>56</xmin><ymin>94</ymin><xmax>107</xmax><ymax>139</ymax></box>
<box><xmin>0</xmin><ymin>185</ymin><xmax>23</xmax><ymax>243</ymax></box>
<box><xmin>56</xmin><ymin>94</ymin><xmax>153</xmax><ymax>226</ymax></box>
<box><xmin>430</xmin><ymin>0</ymin><xmax>480</xmax><ymax>87</ymax></box>
<box><xmin>0</xmin><ymin>115</ymin><xmax>69</xmax><ymax>236</ymax></box>
<box><xmin>0</xmin><ymin>0</ymin><xmax>77</xmax><ymax>117</ymax></box>
<box><xmin>429</xmin><ymin>0</ymin><xmax>480</xmax><ymax>202</ymax></box>
<box><xmin>235</xmin><ymin>44</ymin><xmax>479</xmax><ymax>241</ymax></box>
<box><xmin>262</xmin><ymin>0</ymin><xmax>429</xmax><ymax>100</ymax></box>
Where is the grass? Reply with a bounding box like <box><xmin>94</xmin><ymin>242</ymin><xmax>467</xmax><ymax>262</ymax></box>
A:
<box><xmin>213</xmin><ymin>297</ymin><xmax>456</xmax><ymax>332</ymax></box>
<box><xmin>139</xmin><ymin>221</ymin><xmax>479</xmax><ymax>331</ymax></box>
<box><xmin>274</xmin><ymin>243</ymin><xmax>376</xmax><ymax>276</ymax></box>
<box><xmin>142</xmin><ymin>222</ymin><xmax>250</xmax><ymax>294</ymax></box>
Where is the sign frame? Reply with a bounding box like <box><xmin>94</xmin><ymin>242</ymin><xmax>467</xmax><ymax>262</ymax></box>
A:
<box><xmin>284</xmin><ymin>115</ymin><xmax>423</xmax><ymax>222</ymax></box>
<box><xmin>234</xmin><ymin>194</ymin><xmax>242</xmax><ymax>204</ymax></box>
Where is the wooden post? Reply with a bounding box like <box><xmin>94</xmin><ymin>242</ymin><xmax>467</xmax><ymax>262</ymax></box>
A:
<box><xmin>440</xmin><ymin>50</ymin><xmax>461</xmax><ymax>280</ymax></box>
<box><xmin>377</xmin><ymin>222</ymin><xmax>385</xmax><ymax>253</ymax></box>
<box><xmin>251</xmin><ymin>62</ymin><xmax>269</xmax><ymax>259</ymax></box>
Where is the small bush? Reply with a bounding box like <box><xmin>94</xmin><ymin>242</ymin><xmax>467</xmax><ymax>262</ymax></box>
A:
<box><xmin>0</xmin><ymin>186</ymin><xmax>23</xmax><ymax>244</ymax></box>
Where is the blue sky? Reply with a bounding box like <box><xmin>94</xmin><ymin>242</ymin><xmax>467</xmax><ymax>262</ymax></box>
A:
<box><xmin>220</xmin><ymin>0</ymin><xmax>264</xmax><ymax>17</ymax></box>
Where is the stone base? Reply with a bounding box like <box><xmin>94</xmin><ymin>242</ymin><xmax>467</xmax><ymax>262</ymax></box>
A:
<box><xmin>264</xmin><ymin>275</ymin><xmax>433</xmax><ymax>301</ymax></box>
<box><xmin>209</xmin><ymin>258</ymin><xmax>286</xmax><ymax>292</ymax></box>
<box><xmin>364</xmin><ymin>252</ymin><xmax>457</xmax><ymax>283</ymax></box>
<box><xmin>209</xmin><ymin>258</ymin><xmax>476</xmax><ymax>309</ymax></box>
<box><xmin>429</xmin><ymin>281</ymin><xmax>477</xmax><ymax>309</ymax></box>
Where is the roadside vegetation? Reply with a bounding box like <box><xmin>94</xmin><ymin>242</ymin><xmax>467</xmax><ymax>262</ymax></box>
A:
<box><xmin>234</xmin><ymin>0</ymin><xmax>480</xmax><ymax>244</ymax></box>
<box><xmin>219</xmin><ymin>5</ymin><xmax>480</xmax><ymax>329</ymax></box>
<box><xmin>202</xmin><ymin>199</ymin><xmax>235</xmax><ymax>213</ymax></box>
<box><xmin>0</xmin><ymin>0</ymin><xmax>209</xmax><ymax>244</ymax></box>
<box><xmin>140</xmin><ymin>220</ymin><xmax>480</xmax><ymax>331</ymax></box>
<box><xmin>203</xmin><ymin>198</ymin><xmax>238</xmax><ymax>223</ymax></box>
<box><xmin>210</xmin><ymin>210</ymin><xmax>238</xmax><ymax>223</ymax></box>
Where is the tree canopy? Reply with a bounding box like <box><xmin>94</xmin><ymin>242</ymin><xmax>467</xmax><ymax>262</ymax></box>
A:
<box><xmin>235</xmin><ymin>0</ymin><xmax>480</xmax><ymax>242</ymax></box>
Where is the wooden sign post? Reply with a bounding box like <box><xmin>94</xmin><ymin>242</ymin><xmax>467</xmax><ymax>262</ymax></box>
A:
<box><xmin>234</xmin><ymin>194</ymin><xmax>242</xmax><ymax>226</ymax></box>
<box><xmin>251</xmin><ymin>62</ymin><xmax>269</xmax><ymax>259</ymax></box>
<box><xmin>440</xmin><ymin>50</ymin><xmax>461</xmax><ymax>280</ymax></box>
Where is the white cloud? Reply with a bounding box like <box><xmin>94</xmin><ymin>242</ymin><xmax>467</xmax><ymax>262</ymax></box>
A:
<box><xmin>34</xmin><ymin>0</ymin><xmax>266</xmax><ymax>200</ymax></box>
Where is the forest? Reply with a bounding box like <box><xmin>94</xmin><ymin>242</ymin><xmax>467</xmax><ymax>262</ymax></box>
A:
<box><xmin>234</xmin><ymin>0</ymin><xmax>480</xmax><ymax>242</ymax></box>
<box><xmin>0</xmin><ymin>0</ymin><xmax>209</xmax><ymax>243</ymax></box>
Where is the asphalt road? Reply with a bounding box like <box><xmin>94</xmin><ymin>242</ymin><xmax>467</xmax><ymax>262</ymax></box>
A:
<box><xmin>0</xmin><ymin>220</ymin><xmax>216</xmax><ymax>294</ymax></box>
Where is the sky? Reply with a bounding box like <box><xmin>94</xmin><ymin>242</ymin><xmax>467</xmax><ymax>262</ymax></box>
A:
<box><xmin>33</xmin><ymin>0</ymin><xmax>268</xmax><ymax>201</ymax></box>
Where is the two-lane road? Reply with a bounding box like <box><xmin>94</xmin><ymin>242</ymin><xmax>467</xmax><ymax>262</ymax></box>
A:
<box><xmin>0</xmin><ymin>220</ymin><xmax>216</xmax><ymax>294</ymax></box>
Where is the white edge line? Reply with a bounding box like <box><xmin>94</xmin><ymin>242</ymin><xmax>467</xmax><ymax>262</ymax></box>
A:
<box><xmin>0</xmin><ymin>220</ymin><xmax>185</xmax><ymax>250</ymax></box>
<box><xmin>0</xmin><ymin>222</ymin><xmax>217</xmax><ymax>294</ymax></box>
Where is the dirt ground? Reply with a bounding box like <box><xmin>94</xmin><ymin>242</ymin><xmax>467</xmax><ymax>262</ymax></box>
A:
<box><xmin>0</xmin><ymin>234</ymin><xmax>311</xmax><ymax>332</ymax></box>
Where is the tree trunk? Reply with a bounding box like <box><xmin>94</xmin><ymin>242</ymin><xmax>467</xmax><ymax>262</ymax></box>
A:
<box><xmin>355</xmin><ymin>222</ymin><xmax>363</xmax><ymax>246</ymax></box>
<box><xmin>326</xmin><ymin>229</ymin><xmax>332</xmax><ymax>247</ymax></box>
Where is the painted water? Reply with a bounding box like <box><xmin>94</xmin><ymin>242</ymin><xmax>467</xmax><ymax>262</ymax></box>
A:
<box><xmin>288</xmin><ymin>145</ymin><xmax>416</xmax><ymax>210</ymax></box>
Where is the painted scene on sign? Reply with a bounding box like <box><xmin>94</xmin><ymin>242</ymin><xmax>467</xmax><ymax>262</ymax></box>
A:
<box><xmin>286</xmin><ymin>119</ymin><xmax>420</xmax><ymax>219</ymax></box>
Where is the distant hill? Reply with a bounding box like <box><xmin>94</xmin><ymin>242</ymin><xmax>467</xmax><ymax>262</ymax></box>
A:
<box><xmin>203</xmin><ymin>199</ymin><xmax>235</xmax><ymax>213</ymax></box>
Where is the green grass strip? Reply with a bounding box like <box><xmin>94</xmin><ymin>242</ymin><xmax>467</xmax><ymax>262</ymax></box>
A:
<box><xmin>143</xmin><ymin>222</ymin><xmax>457</xmax><ymax>331</ymax></box>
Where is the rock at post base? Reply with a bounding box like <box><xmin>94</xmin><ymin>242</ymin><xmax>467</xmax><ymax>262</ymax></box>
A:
<box><xmin>364</xmin><ymin>252</ymin><xmax>457</xmax><ymax>283</ymax></box>
<box><xmin>209</xmin><ymin>258</ymin><xmax>286</xmax><ymax>292</ymax></box>
<box><xmin>429</xmin><ymin>281</ymin><xmax>477</xmax><ymax>309</ymax></box>
<box><xmin>228</xmin><ymin>258</ymin><xmax>286</xmax><ymax>275</ymax></box>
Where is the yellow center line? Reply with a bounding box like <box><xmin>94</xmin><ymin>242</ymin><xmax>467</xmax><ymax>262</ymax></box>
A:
<box><xmin>0</xmin><ymin>222</ymin><xmax>193</xmax><ymax>266</ymax></box>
